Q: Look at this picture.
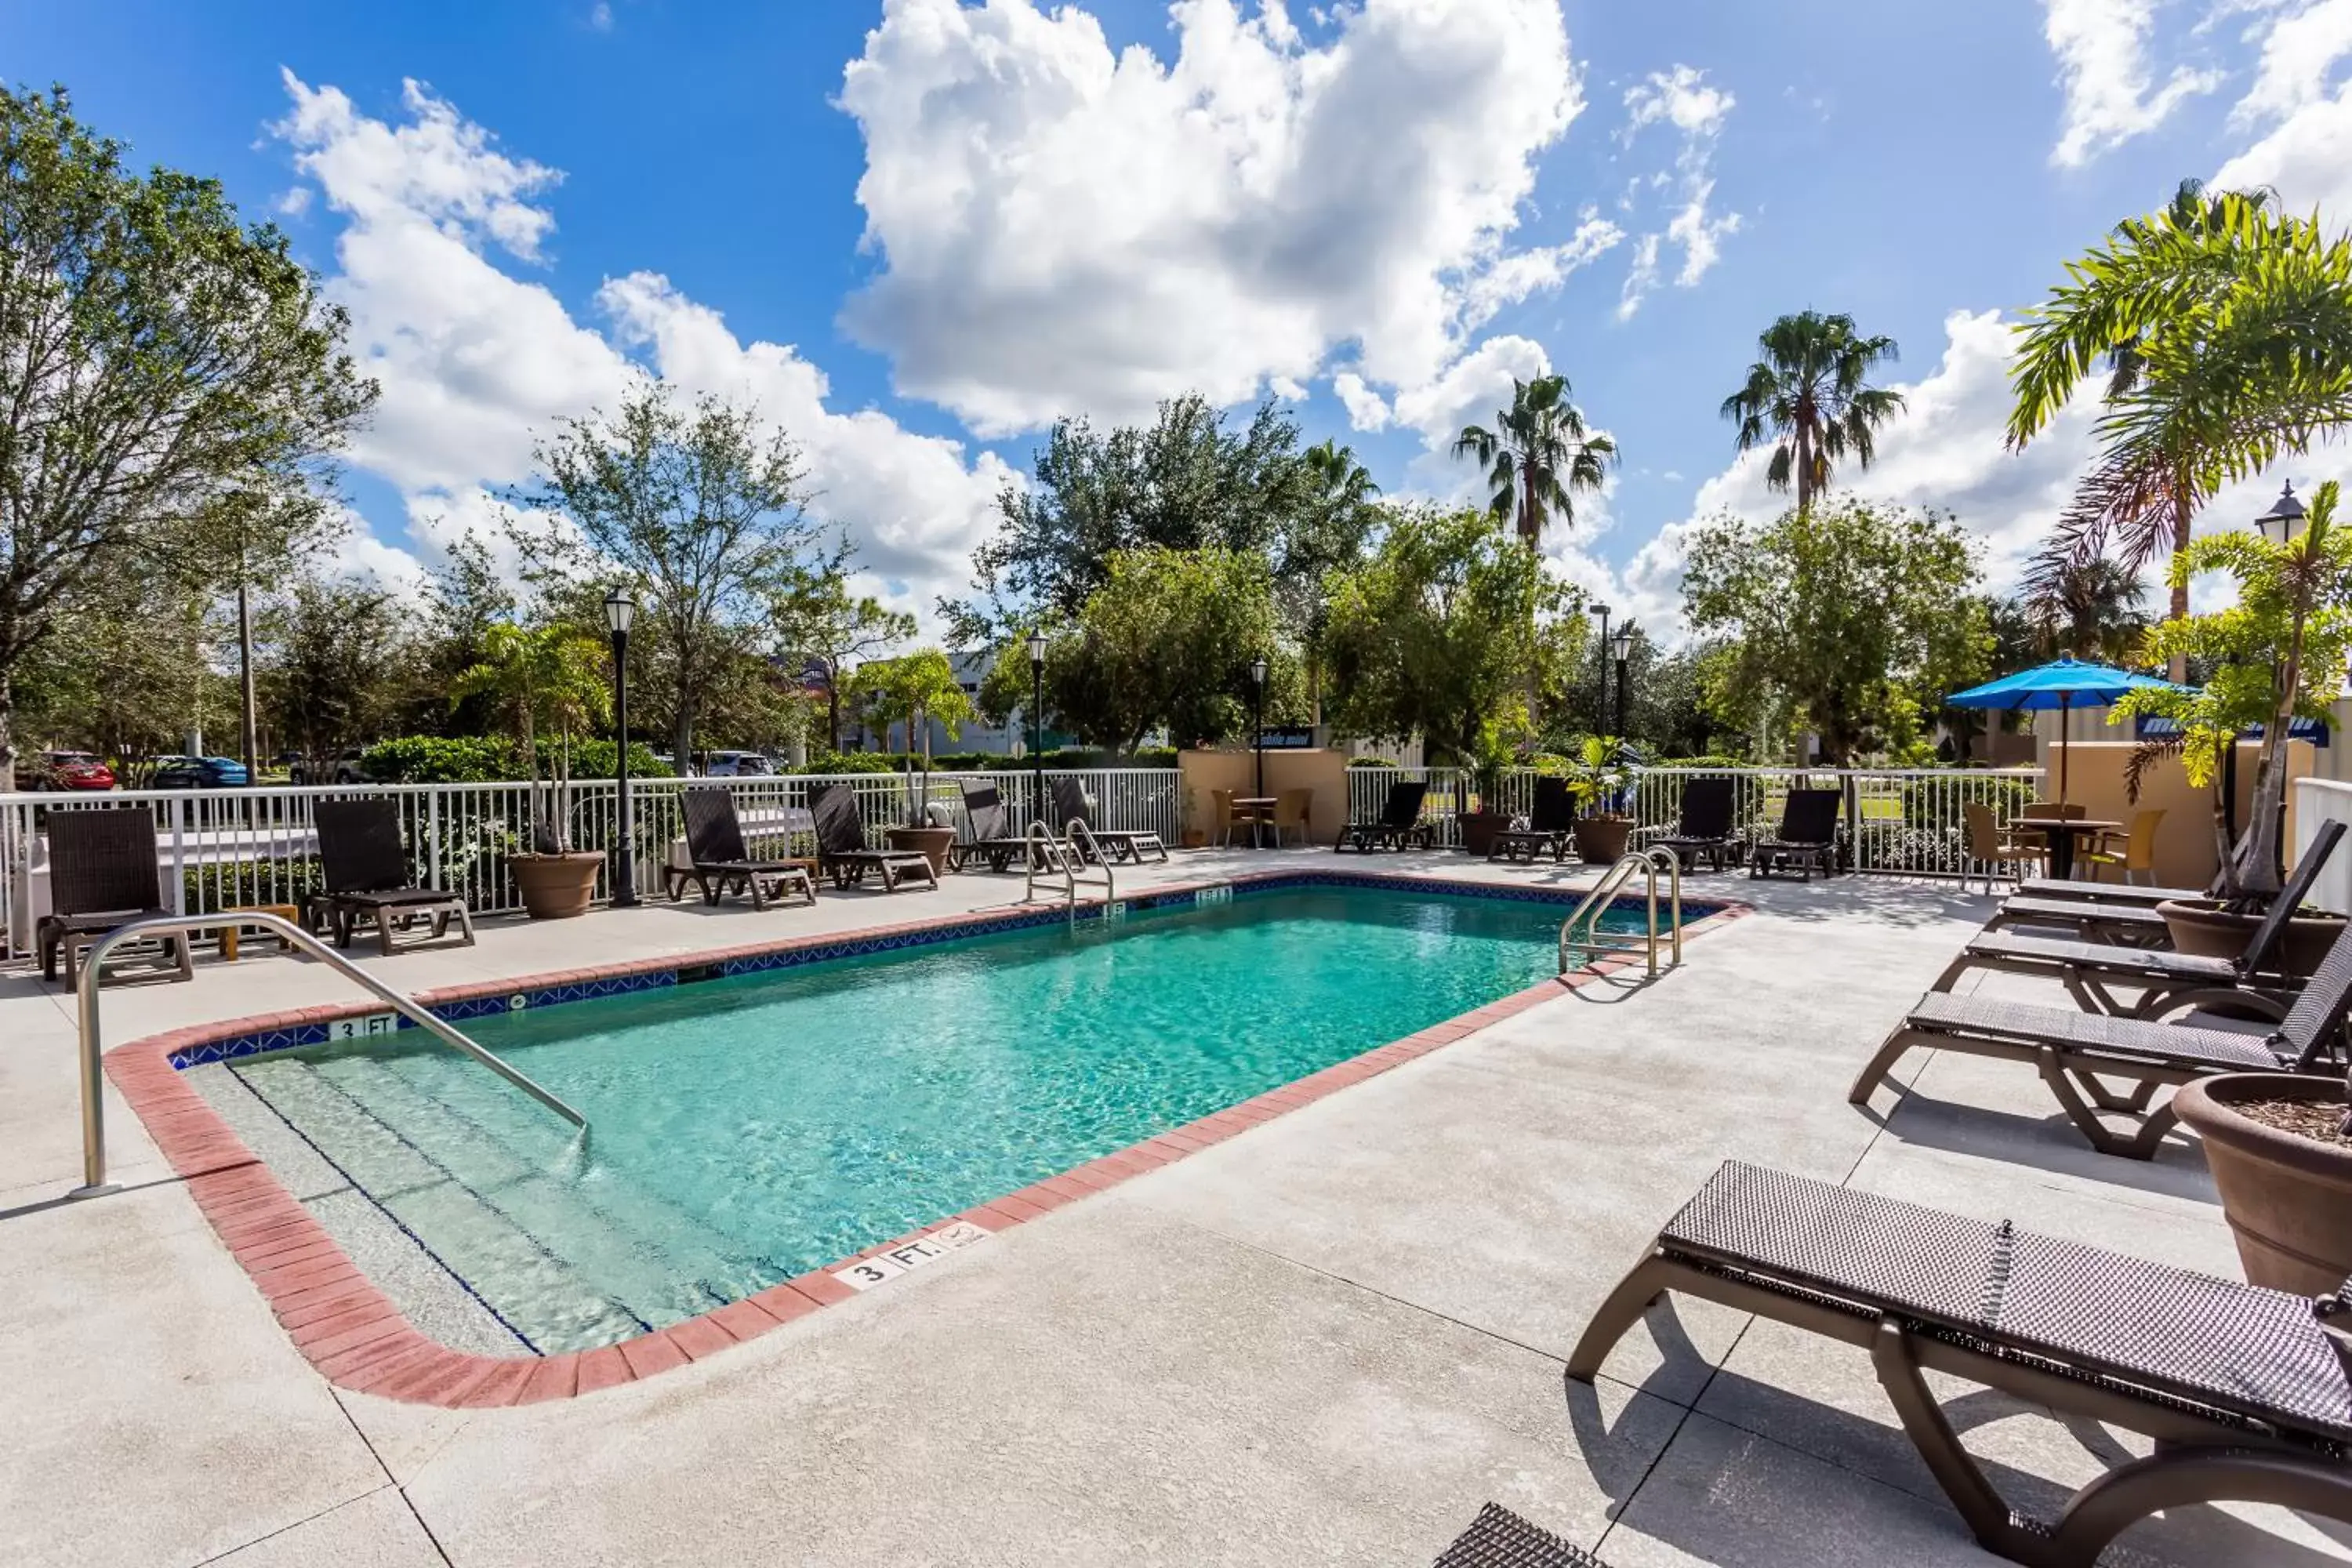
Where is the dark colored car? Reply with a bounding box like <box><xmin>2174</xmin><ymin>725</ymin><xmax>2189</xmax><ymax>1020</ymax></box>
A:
<box><xmin>149</xmin><ymin>755</ymin><xmax>251</xmax><ymax>789</ymax></box>
<box><xmin>12</xmin><ymin>750</ymin><xmax>116</xmax><ymax>791</ymax></box>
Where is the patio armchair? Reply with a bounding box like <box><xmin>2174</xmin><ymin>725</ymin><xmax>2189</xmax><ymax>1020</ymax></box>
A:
<box><xmin>1746</xmin><ymin>787</ymin><xmax>1841</xmax><ymax>880</ymax></box>
<box><xmin>1051</xmin><ymin>775</ymin><xmax>1167</xmax><ymax>863</ymax></box>
<box><xmin>313</xmin><ymin>798</ymin><xmax>475</xmax><ymax>958</ymax></box>
<box><xmin>1335</xmin><ymin>779</ymin><xmax>1430</xmax><ymax>853</ymax></box>
<box><xmin>809</xmin><ymin>782</ymin><xmax>938</xmax><ymax>891</ymax></box>
<box><xmin>1648</xmin><ymin>777</ymin><xmax>1739</xmax><ymax>872</ymax></box>
<box><xmin>1267</xmin><ymin>787</ymin><xmax>1313</xmax><ymax>848</ymax></box>
<box><xmin>666</xmin><ymin>786</ymin><xmax>815</xmax><ymax>909</ymax></box>
<box><xmin>1487</xmin><ymin>776</ymin><xmax>1575</xmax><ymax>863</ymax></box>
<box><xmin>34</xmin><ymin>806</ymin><xmax>191</xmax><ymax>986</ymax></box>
<box><xmin>1207</xmin><ymin>787</ymin><xmax>1262</xmax><ymax>848</ymax></box>
<box><xmin>1960</xmin><ymin>800</ymin><xmax>2049</xmax><ymax>895</ymax></box>
<box><xmin>1933</xmin><ymin>820</ymin><xmax>2344</xmax><ymax>1018</ymax></box>
<box><xmin>2078</xmin><ymin>807</ymin><xmax>2166</xmax><ymax>886</ymax></box>
<box><xmin>1851</xmin><ymin>911</ymin><xmax>2352</xmax><ymax>1156</ymax></box>
<box><xmin>1569</xmin><ymin>1160</ymin><xmax>2352</xmax><ymax>1568</ymax></box>
<box><xmin>948</xmin><ymin>783</ymin><xmax>1036</xmax><ymax>873</ymax></box>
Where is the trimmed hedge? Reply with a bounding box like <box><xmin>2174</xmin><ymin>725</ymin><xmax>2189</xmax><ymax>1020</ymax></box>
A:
<box><xmin>361</xmin><ymin>735</ymin><xmax>674</xmax><ymax>783</ymax></box>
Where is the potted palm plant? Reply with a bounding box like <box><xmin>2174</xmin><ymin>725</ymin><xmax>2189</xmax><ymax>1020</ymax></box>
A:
<box><xmin>452</xmin><ymin>622</ymin><xmax>612</xmax><ymax>920</ymax></box>
<box><xmin>1455</xmin><ymin>721</ymin><xmax>1520</xmax><ymax>858</ymax></box>
<box><xmin>1563</xmin><ymin>735</ymin><xmax>1637</xmax><ymax>863</ymax></box>
<box><xmin>856</xmin><ymin>648</ymin><xmax>974</xmax><ymax>876</ymax></box>
<box><xmin>2111</xmin><ymin>481</ymin><xmax>2352</xmax><ymax>972</ymax></box>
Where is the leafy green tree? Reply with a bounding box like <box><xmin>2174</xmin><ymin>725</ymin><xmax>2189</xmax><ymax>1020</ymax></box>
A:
<box><xmin>1681</xmin><ymin>499</ymin><xmax>1988</xmax><ymax>764</ymax></box>
<box><xmin>1288</xmin><ymin>440</ymin><xmax>1383</xmax><ymax>724</ymax></box>
<box><xmin>0</xmin><ymin>85</ymin><xmax>376</xmax><ymax>775</ymax></box>
<box><xmin>1450</xmin><ymin>374</ymin><xmax>1616</xmax><ymax>546</ymax></box>
<box><xmin>2009</xmin><ymin>183</ymin><xmax>2352</xmax><ymax>638</ymax></box>
<box><xmin>259</xmin><ymin>572</ymin><xmax>415</xmax><ymax>774</ymax></box>
<box><xmin>449</xmin><ymin>624</ymin><xmax>611</xmax><ymax>851</ymax></box>
<box><xmin>768</xmin><ymin>563</ymin><xmax>915</xmax><ymax>751</ymax></box>
<box><xmin>1320</xmin><ymin>506</ymin><xmax>1581</xmax><ymax>771</ymax></box>
<box><xmin>516</xmin><ymin>385</ymin><xmax>821</xmax><ymax>764</ymax></box>
<box><xmin>853</xmin><ymin>648</ymin><xmax>976</xmax><ymax>822</ymax></box>
<box><xmin>2114</xmin><ymin>481</ymin><xmax>2352</xmax><ymax>902</ymax></box>
<box><xmin>1720</xmin><ymin>311</ymin><xmax>1905</xmax><ymax>510</ymax></box>
<box><xmin>16</xmin><ymin>564</ymin><xmax>221</xmax><ymax>769</ymax></box>
<box><xmin>1025</xmin><ymin>547</ymin><xmax>1294</xmax><ymax>753</ymax></box>
<box><xmin>943</xmin><ymin>394</ymin><xmax>1332</xmax><ymax>645</ymax></box>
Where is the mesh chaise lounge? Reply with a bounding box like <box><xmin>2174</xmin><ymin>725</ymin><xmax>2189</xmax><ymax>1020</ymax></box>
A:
<box><xmin>1051</xmin><ymin>775</ymin><xmax>1167</xmax><ymax>863</ymax></box>
<box><xmin>314</xmin><ymin>799</ymin><xmax>475</xmax><ymax>957</ymax></box>
<box><xmin>35</xmin><ymin>806</ymin><xmax>191</xmax><ymax>985</ymax></box>
<box><xmin>1849</xmin><ymin>915</ymin><xmax>2352</xmax><ymax>1156</ymax></box>
<box><xmin>2012</xmin><ymin>876</ymin><xmax>2203</xmax><ymax>905</ymax></box>
<box><xmin>809</xmin><ymin>782</ymin><xmax>938</xmax><ymax>891</ymax></box>
<box><xmin>1336</xmin><ymin>779</ymin><xmax>1430</xmax><ymax>853</ymax></box>
<box><xmin>1647</xmin><ymin>776</ymin><xmax>1739</xmax><ymax>871</ymax></box>
<box><xmin>949</xmin><ymin>782</ymin><xmax>1038</xmax><ymax>873</ymax></box>
<box><xmin>1487</xmin><ymin>776</ymin><xmax>1574</xmax><ymax>863</ymax></box>
<box><xmin>1569</xmin><ymin>1160</ymin><xmax>2352</xmax><ymax>1568</ymax></box>
<box><xmin>1931</xmin><ymin>820</ymin><xmax>2345</xmax><ymax>1018</ymax></box>
<box><xmin>1747</xmin><ymin>786</ymin><xmax>1840</xmax><ymax>880</ymax></box>
<box><xmin>1428</xmin><ymin>1504</ymin><xmax>1604</xmax><ymax>1567</ymax></box>
<box><xmin>666</xmin><ymin>786</ymin><xmax>815</xmax><ymax>909</ymax></box>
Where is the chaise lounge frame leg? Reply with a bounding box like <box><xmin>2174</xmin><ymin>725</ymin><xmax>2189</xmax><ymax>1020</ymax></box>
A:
<box><xmin>1564</xmin><ymin>1252</ymin><xmax>1675</xmax><ymax>1382</ymax></box>
<box><xmin>1847</xmin><ymin>1024</ymin><xmax>1931</xmax><ymax>1105</ymax></box>
<box><xmin>1871</xmin><ymin>1319</ymin><xmax>2054</xmax><ymax>1564</ymax></box>
<box><xmin>2034</xmin><ymin>1047</ymin><xmax>2179</xmax><ymax>1159</ymax></box>
<box><xmin>2041</xmin><ymin>1446</ymin><xmax>2352</xmax><ymax>1568</ymax></box>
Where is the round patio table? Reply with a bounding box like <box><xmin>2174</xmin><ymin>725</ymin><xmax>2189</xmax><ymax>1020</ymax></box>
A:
<box><xmin>2015</xmin><ymin>817</ymin><xmax>2121</xmax><ymax>881</ymax></box>
<box><xmin>1232</xmin><ymin>796</ymin><xmax>1277</xmax><ymax>848</ymax></box>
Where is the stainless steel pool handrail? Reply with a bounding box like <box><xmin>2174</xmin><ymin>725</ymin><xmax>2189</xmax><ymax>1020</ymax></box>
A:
<box><xmin>1557</xmin><ymin>849</ymin><xmax>1683</xmax><ymax>978</ymax></box>
<box><xmin>72</xmin><ymin>911</ymin><xmax>587</xmax><ymax>1196</ymax></box>
<box><xmin>1023</xmin><ymin>820</ymin><xmax>1074</xmax><ymax>908</ymax></box>
<box><xmin>1063</xmin><ymin>818</ymin><xmax>1116</xmax><ymax>927</ymax></box>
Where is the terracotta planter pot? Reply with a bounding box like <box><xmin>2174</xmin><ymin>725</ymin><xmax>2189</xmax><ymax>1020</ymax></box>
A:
<box><xmin>510</xmin><ymin>851</ymin><xmax>603</xmax><ymax>920</ymax></box>
<box><xmin>1572</xmin><ymin>815</ymin><xmax>1635</xmax><ymax>865</ymax></box>
<box><xmin>2156</xmin><ymin>898</ymin><xmax>2348</xmax><ymax>979</ymax></box>
<box><xmin>2175</xmin><ymin>1073</ymin><xmax>2352</xmax><ymax>1294</ymax></box>
<box><xmin>886</xmin><ymin>824</ymin><xmax>956</xmax><ymax>875</ymax></box>
<box><xmin>1458</xmin><ymin>811</ymin><xmax>1512</xmax><ymax>858</ymax></box>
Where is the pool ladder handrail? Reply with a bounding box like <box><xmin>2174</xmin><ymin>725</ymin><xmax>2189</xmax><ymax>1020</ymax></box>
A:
<box><xmin>71</xmin><ymin>910</ymin><xmax>587</xmax><ymax>1196</ymax></box>
<box><xmin>1019</xmin><ymin>818</ymin><xmax>1116</xmax><ymax>926</ymax></box>
<box><xmin>1557</xmin><ymin>848</ymin><xmax>1683</xmax><ymax>978</ymax></box>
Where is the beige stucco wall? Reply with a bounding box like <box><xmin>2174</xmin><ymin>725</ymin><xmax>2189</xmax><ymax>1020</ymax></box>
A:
<box><xmin>2036</xmin><ymin>739</ymin><xmax>2314</xmax><ymax>888</ymax></box>
<box><xmin>1176</xmin><ymin>749</ymin><xmax>1348</xmax><ymax>845</ymax></box>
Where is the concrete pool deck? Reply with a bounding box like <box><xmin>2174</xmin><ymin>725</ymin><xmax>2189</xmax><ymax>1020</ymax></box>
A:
<box><xmin>2</xmin><ymin>848</ymin><xmax>2346</xmax><ymax>1566</ymax></box>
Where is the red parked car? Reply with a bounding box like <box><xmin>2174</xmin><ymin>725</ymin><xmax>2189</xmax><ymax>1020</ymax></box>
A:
<box><xmin>12</xmin><ymin>750</ymin><xmax>116</xmax><ymax>791</ymax></box>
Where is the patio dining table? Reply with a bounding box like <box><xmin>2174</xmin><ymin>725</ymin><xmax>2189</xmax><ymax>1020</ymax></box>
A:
<box><xmin>2016</xmin><ymin>816</ymin><xmax>2121</xmax><ymax>881</ymax></box>
<box><xmin>1231</xmin><ymin>796</ymin><xmax>1277</xmax><ymax>849</ymax></box>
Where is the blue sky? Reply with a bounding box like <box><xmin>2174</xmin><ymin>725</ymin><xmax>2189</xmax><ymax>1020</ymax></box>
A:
<box><xmin>10</xmin><ymin>0</ymin><xmax>2350</xmax><ymax>637</ymax></box>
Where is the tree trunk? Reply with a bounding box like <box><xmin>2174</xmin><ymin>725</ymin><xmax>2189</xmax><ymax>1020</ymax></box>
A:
<box><xmin>826</xmin><ymin>662</ymin><xmax>842</xmax><ymax>753</ymax></box>
<box><xmin>2165</xmin><ymin>473</ymin><xmax>2194</xmax><ymax>682</ymax></box>
<box><xmin>0</xmin><ymin>662</ymin><xmax>14</xmax><ymax>783</ymax></box>
<box><xmin>2221</xmin><ymin>614</ymin><xmax>2305</xmax><ymax>904</ymax></box>
<box><xmin>1795</xmin><ymin>423</ymin><xmax>1816</xmax><ymax>511</ymax></box>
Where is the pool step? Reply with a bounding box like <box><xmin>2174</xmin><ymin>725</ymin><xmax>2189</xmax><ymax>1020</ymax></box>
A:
<box><xmin>234</xmin><ymin>1054</ymin><xmax>652</xmax><ymax>1352</ymax></box>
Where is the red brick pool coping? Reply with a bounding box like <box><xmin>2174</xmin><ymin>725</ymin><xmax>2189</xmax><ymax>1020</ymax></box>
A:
<box><xmin>104</xmin><ymin>872</ymin><xmax>1752</xmax><ymax>1408</ymax></box>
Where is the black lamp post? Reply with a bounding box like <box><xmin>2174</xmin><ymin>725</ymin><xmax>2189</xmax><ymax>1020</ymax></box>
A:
<box><xmin>1028</xmin><ymin>628</ymin><xmax>1047</xmax><ymax>829</ymax></box>
<box><xmin>1250</xmin><ymin>655</ymin><xmax>1269</xmax><ymax>802</ymax></box>
<box><xmin>603</xmin><ymin>587</ymin><xmax>639</xmax><ymax>908</ymax></box>
<box><xmin>1589</xmin><ymin>603</ymin><xmax>1611</xmax><ymax>732</ymax></box>
<box><xmin>1610</xmin><ymin>622</ymin><xmax>1635</xmax><ymax>739</ymax></box>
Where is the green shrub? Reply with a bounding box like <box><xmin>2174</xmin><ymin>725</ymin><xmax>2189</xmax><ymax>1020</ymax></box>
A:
<box><xmin>362</xmin><ymin>735</ymin><xmax>514</xmax><ymax>782</ymax></box>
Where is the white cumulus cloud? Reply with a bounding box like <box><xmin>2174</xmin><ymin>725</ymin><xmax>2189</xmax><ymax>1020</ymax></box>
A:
<box><xmin>1613</xmin><ymin>65</ymin><xmax>1737</xmax><ymax>318</ymax></box>
<box><xmin>2043</xmin><ymin>0</ymin><xmax>2223</xmax><ymax>166</ymax></box>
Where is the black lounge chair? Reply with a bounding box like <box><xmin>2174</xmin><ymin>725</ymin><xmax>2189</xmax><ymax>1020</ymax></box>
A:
<box><xmin>313</xmin><ymin>798</ymin><xmax>475</xmax><ymax>957</ymax></box>
<box><xmin>1984</xmin><ymin>892</ymin><xmax>2172</xmax><ymax>943</ymax></box>
<box><xmin>1429</xmin><ymin>1503</ymin><xmax>1603</xmax><ymax>1567</ymax></box>
<box><xmin>1648</xmin><ymin>776</ymin><xmax>1738</xmax><ymax>871</ymax></box>
<box><xmin>1933</xmin><ymin>820</ymin><xmax>2345</xmax><ymax>1018</ymax></box>
<box><xmin>2012</xmin><ymin>875</ymin><xmax>2203</xmax><ymax>906</ymax></box>
<box><xmin>1851</xmin><ymin>915</ymin><xmax>2352</xmax><ymax>1156</ymax></box>
<box><xmin>1747</xmin><ymin>786</ymin><xmax>1840</xmax><ymax>880</ymax></box>
<box><xmin>666</xmin><ymin>787</ymin><xmax>815</xmax><ymax>909</ymax></box>
<box><xmin>1487</xmin><ymin>776</ymin><xmax>1574</xmax><ymax>863</ymax></box>
<box><xmin>1051</xmin><ymin>775</ymin><xmax>1167</xmax><ymax>863</ymax></box>
<box><xmin>809</xmin><ymin>782</ymin><xmax>938</xmax><ymax>891</ymax></box>
<box><xmin>35</xmin><ymin>807</ymin><xmax>191</xmax><ymax>985</ymax></box>
<box><xmin>949</xmin><ymin>783</ymin><xmax>1036</xmax><ymax>873</ymax></box>
<box><xmin>1570</xmin><ymin>1160</ymin><xmax>2352</xmax><ymax>1568</ymax></box>
<box><xmin>1336</xmin><ymin>779</ymin><xmax>1430</xmax><ymax>853</ymax></box>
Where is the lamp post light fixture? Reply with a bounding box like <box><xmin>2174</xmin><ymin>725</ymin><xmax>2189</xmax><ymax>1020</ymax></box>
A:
<box><xmin>2256</xmin><ymin>481</ymin><xmax>2308</xmax><ymax>544</ymax></box>
<box><xmin>1028</xmin><ymin>628</ymin><xmax>1048</xmax><ymax>829</ymax></box>
<box><xmin>1589</xmin><ymin>603</ymin><xmax>1612</xmax><ymax>734</ymax></box>
<box><xmin>1250</xmin><ymin>655</ymin><xmax>1270</xmax><ymax>808</ymax></box>
<box><xmin>602</xmin><ymin>587</ymin><xmax>639</xmax><ymax>908</ymax></box>
<box><xmin>1610</xmin><ymin>622</ymin><xmax>1635</xmax><ymax>739</ymax></box>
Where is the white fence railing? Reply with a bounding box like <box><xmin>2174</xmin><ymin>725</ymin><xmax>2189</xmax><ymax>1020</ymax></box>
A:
<box><xmin>2296</xmin><ymin>775</ymin><xmax>2352</xmax><ymax>916</ymax></box>
<box><xmin>0</xmin><ymin>768</ymin><xmax>1179</xmax><ymax>957</ymax></box>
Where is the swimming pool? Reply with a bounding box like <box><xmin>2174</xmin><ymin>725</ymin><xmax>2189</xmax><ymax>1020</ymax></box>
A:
<box><xmin>222</xmin><ymin>882</ymin><xmax>1697</xmax><ymax>1353</ymax></box>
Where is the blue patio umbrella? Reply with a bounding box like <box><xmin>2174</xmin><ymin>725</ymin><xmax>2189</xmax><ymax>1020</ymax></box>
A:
<box><xmin>1944</xmin><ymin>658</ymin><xmax>2183</xmax><ymax>808</ymax></box>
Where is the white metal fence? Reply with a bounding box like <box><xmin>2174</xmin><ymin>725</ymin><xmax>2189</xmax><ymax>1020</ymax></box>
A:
<box><xmin>0</xmin><ymin>768</ymin><xmax>1179</xmax><ymax>957</ymax></box>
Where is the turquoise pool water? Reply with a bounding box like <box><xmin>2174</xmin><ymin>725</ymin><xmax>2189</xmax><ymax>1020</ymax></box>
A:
<box><xmin>230</xmin><ymin>885</ymin><xmax>1676</xmax><ymax>1352</ymax></box>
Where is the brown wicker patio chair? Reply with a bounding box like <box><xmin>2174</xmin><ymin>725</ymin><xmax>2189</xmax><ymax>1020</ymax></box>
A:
<box><xmin>35</xmin><ymin>807</ymin><xmax>191</xmax><ymax>986</ymax></box>
<box><xmin>947</xmin><ymin>782</ymin><xmax>1037</xmax><ymax>872</ymax></box>
<box><xmin>1648</xmin><ymin>776</ymin><xmax>1739</xmax><ymax>871</ymax></box>
<box><xmin>666</xmin><ymin>786</ymin><xmax>815</xmax><ymax>909</ymax></box>
<box><xmin>1570</xmin><ymin>1160</ymin><xmax>2352</xmax><ymax>1568</ymax></box>
<box><xmin>1335</xmin><ymin>779</ymin><xmax>1429</xmax><ymax>852</ymax></box>
<box><xmin>313</xmin><ymin>798</ymin><xmax>475</xmax><ymax>957</ymax></box>
<box><xmin>1487</xmin><ymin>776</ymin><xmax>1575</xmax><ymax>863</ymax></box>
<box><xmin>1051</xmin><ymin>775</ymin><xmax>1167</xmax><ymax>863</ymax></box>
<box><xmin>1747</xmin><ymin>786</ymin><xmax>1840</xmax><ymax>880</ymax></box>
<box><xmin>810</xmin><ymin>782</ymin><xmax>938</xmax><ymax>891</ymax></box>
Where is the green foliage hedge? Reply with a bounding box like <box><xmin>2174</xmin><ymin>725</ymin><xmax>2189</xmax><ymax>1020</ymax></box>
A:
<box><xmin>799</xmin><ymin>746</ymin><xmax>1178</xmax><ymax>774</ymax></box>
<box><xmin>361</xmin><ymin>735</ymin><xmax>674</xmax><ymax>783</ymax></box>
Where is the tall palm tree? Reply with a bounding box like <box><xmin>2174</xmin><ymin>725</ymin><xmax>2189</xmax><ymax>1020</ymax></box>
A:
<box><xmin>1450</xmin><ymin>375</ymin><xmax>1616</xmax><ymax>549</ymax></box>
<box><xmin>2022</xmin><ymin>558</ymin><xmax>2151</xmax><ymax>664</ymax></box>
<box><xmin>1719</xmin><ymin>311</ymin><xmax>1905</xmax><ymax>510</ymax></box>
<box><xmin>1303</xmin><ymin>438</ymin><xmax>1377</xmax><ymax>508</ymax></box>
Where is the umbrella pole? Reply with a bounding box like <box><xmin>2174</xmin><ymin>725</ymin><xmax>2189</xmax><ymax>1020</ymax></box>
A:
<box><xmin>2058</xmin><ymin>694</ymin><xmax>2071</xmax><ymax>812</ymax></box>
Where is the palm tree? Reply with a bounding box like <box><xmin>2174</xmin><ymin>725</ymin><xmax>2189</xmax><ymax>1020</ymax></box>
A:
<box><xmin>1450</xmin><ymin>375</ymin><xmax>1616</xmax><ymax>550</ymax></box>
<box><xmin>2009</xmin><ymin>183</ymin><xmax>2352</xmax><ymax>659</ymax></box>
<box><xmin>1296</xmin><ymin>440</ymin><xmax>1379</xmax><ymax>728</ymax></box>
<box><xmin>1719</xmin><ymin>311</ymin><xmax>1905</xmax><ymax>510</ymax></box>
<box><xmin>2022</xmin><ymin>558</ymin><xmax>2150</xmax><ymax>664</ymax></box>
<box><xmin>1303</xmin><ymin>438</ymin><xmax>1377</xmax><ymax>508</ymax></box>
<box><xmin>451</xmin><ymin>623</ymin><xmax>610</xmax><ymax>853</ymax></box>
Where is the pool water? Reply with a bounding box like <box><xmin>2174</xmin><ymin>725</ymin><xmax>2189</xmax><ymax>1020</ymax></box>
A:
<box><xmin>231</xmin><ymin>886</ymin><xmax>1673</xmax><ymax>1352</ymax></box>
